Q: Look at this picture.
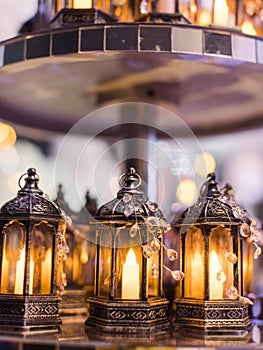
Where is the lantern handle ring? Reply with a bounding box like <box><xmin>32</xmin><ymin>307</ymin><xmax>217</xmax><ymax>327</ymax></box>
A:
<box><xmin>119</xmin><ymin>169</ymin><xmax>142</xmax><ymax>190</ymax></box>
<box><xmin>18</xmin><ymin>169</ymin><xmax>40</xmax><ymax>189</ymax></box>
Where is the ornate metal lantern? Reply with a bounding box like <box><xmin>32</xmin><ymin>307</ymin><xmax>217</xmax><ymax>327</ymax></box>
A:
<box><xmin>174</xmin><ymin>173</ymin><xmax>252</xmax><ymax>335</ymax></box>
<box><xmin>0</xmin><ymin>168</ymin><xmax>65</xmax><ymax>335</ymax></box>
<box><xmin>85</xmin><ymin>167</ymin><xmax>171</xmax><ymax>334</ymax></box>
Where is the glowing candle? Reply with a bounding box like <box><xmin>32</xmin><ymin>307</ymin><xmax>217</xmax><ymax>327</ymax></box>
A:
<box><xmin>213</xmin><ymin>0</ymin><xmax>229</xmax><ymax>27</ymax></box>
<box><xmin>41</xmin><ymin>248</ymin><xmax>52</xmax><ymax>294</ymax></box>
<box><xmin>122</xmin><ymin>248</ymin><xmax>140</xmax><ymax>299</ymax></box>
<box><xmin>191</xmin><ymin>250</ymin><xmax>203</xmax><ymax>298</ymax></box>
<box><xmin>73</xmin><ymin>0</ymin><xmax>92</xmax><ymax>8</ymax></box>
<box><xmin>209</xmin><ymin>250</ymin><xmax>223</xmax><ymax>299</ymax></box>
<box><xmin>14</xmin><ymin>247</ymin><xmax>25</xmax><ymax>294</ymax></box>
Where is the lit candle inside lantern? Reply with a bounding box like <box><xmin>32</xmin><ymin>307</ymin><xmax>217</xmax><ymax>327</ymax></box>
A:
<box><xmin>213</xmin><ymin>0</ymin><xmax>229</xmax><ymax>27</ymax></box>
<box><xmin>14</xmin><ymin>247</ymin><xmax>25</xmax><ymax>294</ymax></box>
<box><xmin>41</xmin><ymin>248</ymin><xmax>52</xmax><ymax>294</ymax></box>
<box><xmin>14</xmin><ymin>247</ymin><xmax>34</xmax><ymax>294</ymax></box>
<box><xmin>191</xmin><ymin>250</ymin><xmax>203</xmax><ymax>298</ymax></box>
<box><xmin>122</xmin><ymin>248</ymin><xmax>140</xmax><ymax>299</ymax></box>
<box><xmin>209</xmin><ymin>249</ymin><xmax>223</xmax><ymax>299</ymax></box>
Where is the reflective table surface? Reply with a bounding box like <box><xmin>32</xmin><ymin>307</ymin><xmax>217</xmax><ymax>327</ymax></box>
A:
<box><xmin>0</xmin><ymin>317</ymin><xmax>263</xmax><ymax>350</ymax></box>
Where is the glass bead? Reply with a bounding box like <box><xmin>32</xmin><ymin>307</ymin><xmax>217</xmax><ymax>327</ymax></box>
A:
<box><xmin>254</xmin><ymin>246</ymin><xmax>262</xmax><ymax>259</ymax></box>
<box><xmin>167</xmin><ymin>249</ymin><xmax>178</xmax><ymax>261</ymax></box>
<box><xmin>157</xmin><ymin>218</ymin><xmax>168</xmax><ymax>231</ymax></box>
<box><xmin>122</xmin><ymin>193</ymin><xmax>132</xmax><ymax>203</ymax></box>
<box><xmin>233</xmin><ymin>207</ymin><xmax>244</xmax><ymax>219</ymax></box>
<box><xmin>216</xmin><ymin>269</ymin><xmax>226</xmax><ymax>283</ymax></box>
<box><xmin>150</xmin><ymin>237</ymin><xmax>161</xmax><ymax>252</ymax></box>
<box><xmin>239</xmin><ymin>296</ymin><xmax>254</xmax><ymax>306</ymax></box>
<box><xmin>147</xmin><ymin>201</ymin><xmax>158</xmax><ymax>213</ymax></box>
<box><xmin>62</xmin><ymin>244</ymin><xmax>70</xmax><ymax>255</ymax></box>
<box><xmin>130</xmin><ymin>223</ymin><xmax>140</xmax><ymax>238</ymax></box>
<box><xmin>240</xmin><ymin>223</ymin><xmax>251</xmax><ymax>237</ymax></box>
<box><xmin>171</xmin><ymin>270</ymin><xmax>184</xmax><ymax>281</ymax></box>
<box><xmin>227</xmin><ymin>286</ymin><xmax>238</xmax><ymax>299</ymax></box>
<box><xmin>61</xmin><ymin>272</ymin><xmax>67</xmax><ymax>287</ymax></box>
<box><xmin>142</xmin><ymin>245</ymin><xmax>153</xmax><ymax>259</ymax></box>
<box><xmin>225</xmin><ymin>252</ymin><xmax>237</xmax><ymax>264</ymax></box>
<box><xmin>151</xmin><ymin>263</ymin><xmax>159</xmax><ymax>279</ymax></box>
<box><xmin>251</xmin><ymin>229</ymin><xmax>261</xmax><ymax>242</ymax></box>
<box><xmin>124</xmin><ymin>205</ymin><xmax>134</xmax><ymax>217</ymax></box>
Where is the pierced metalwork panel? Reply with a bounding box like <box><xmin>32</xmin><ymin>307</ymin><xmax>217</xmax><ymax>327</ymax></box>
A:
<box><xmin>175</xmin><ymin>299</ymin><xmax>251</xmax><ymax>333</ymax></box>
<box><xmin>86</xmin><ymin>297</ymin><xmax>170</xmax><ymax>334</ymax></box>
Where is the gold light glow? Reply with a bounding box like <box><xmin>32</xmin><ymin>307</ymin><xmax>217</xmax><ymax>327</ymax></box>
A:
<box><xmin>0</xmin><ymin>124</ymin><xmax>16</xmax><ymax>148</ymax></box>
<box><xmin>241</xmin><ymin>20</ymin><xmax>257</xmax><ymax>35</ymax></box>
<box><xmin>199</xmin><ymin>10</ymin><xmax>212</xmax><ymax>25</ymax></box>
<box><xmin>176</xmin><ymin>179</ymin><xmax>198</xmax><ymax>205</ymax></box>
<box><xmin>194</xmin><ymin>152</ymin><xmax>216</xmax><ymax>177</ymax></box>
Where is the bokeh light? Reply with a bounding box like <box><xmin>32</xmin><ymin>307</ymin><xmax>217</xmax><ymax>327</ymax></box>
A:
<box><xmin>194</xmin><ymin>151</ymin><xmax>216</xmax><ymax>177</ymax></box>
<box><xmin>0</xmin><ymin>124</ymin><xmax>17</xmax><ymax>148</ymax></box>
<box><xmin>0</xmin><ymin>146</ymin><xmax>19</xmax><ymax>174</ymax></box>
<box><xmin>176</xmin><ymin>179</ymin><xmax>198</xmax><ymax>205</ymax></box>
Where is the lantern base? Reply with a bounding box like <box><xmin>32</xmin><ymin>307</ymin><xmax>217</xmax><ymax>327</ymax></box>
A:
<box><xmin>175</xmin><ymin>299</ymin><xmax>251</xmax><ymax>335</ymax></box>
<box><xmin>59</xmin><ymin>288</ymin><xmax>87</xmax><ymax>317</ymax></box>
<box><xmin>0</xmin><ymin>295</ymin><xmax>61</xmax><ymax>335</ymax></box>
<box><xmin>86</xmin><ymin>297</ymin><xmax>170</xmax><ymax>334</ymax></box>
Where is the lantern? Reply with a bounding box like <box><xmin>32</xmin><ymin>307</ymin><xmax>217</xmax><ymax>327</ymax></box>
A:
<box><xmin>174</xmin><ymin>173</ymin><xmax>251</xmax><ymax>335</ymax></box>
<box><xmin>0</xmin><ymin>168</ymin><xmax>65</xmax><ymax>335</ymax></box>
<box><xmin>85</xmin><ymin>167</ymin><xmax>170</xmax><ymax>334</ymax></box>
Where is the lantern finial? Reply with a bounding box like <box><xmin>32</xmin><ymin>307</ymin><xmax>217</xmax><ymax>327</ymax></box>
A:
<box><xmin>18</xmin><ymin>167</ymin><xmax>43</xmax><ymax>194</ymax></box>
<box><xmin>201</xmin><ymin>172</ymin><xmax>220</xmax><ymax>198</ymax></box>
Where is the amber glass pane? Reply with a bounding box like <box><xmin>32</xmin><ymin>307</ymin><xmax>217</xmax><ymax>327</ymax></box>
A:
<box><xmin>30</xmin><ymin>221</ymin><xmax>53</xmax><ymax>294</ymax></box>
<box><xmin>209</xmin><ymin>225</ymin><xmax>233</xmax><ymax>300</ymax></box>
<box><xmin>0</xmin><ymin>220</ymin><xmax>26</xmax><ymax>294</ymax></box>
<box><xmin>184</xmin><ymin>226</ymin><xmax>204</xmax><ymax>299</ymax></box>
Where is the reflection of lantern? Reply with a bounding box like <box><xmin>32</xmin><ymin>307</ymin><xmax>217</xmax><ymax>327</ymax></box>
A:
<box><xmin>174</xmin><ymin>173</ymin><xmax>251</xmax><ymax>334</ymax></box>
<box><xmin>0</xmin><ymin>168</ymin><xmax>64</xmax><ymax>334</ymax></box>
<box><xmin>86</xmin><ymin>167</ymin><xmax>170</xmax><ymax>334</ymax></box>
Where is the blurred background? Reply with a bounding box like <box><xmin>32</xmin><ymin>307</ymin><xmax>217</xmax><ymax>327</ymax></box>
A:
<box><xmin>1</xmin><ymin>0</ymin><xmax>263</xmax><ymax>300</ymax></box>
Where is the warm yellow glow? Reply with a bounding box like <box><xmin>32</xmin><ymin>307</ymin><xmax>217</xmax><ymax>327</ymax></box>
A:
<box><xmin>122</xmin><ymin>248</ymin><xmax>140</xmax><ymax>299</ymax></box>
<box><xmin>14</xmin><ymin>247</ymin><xmax>34</xmax><ymax>294</ymax></box>
<box><xmin>209</xmin><ymin>250</ymin><xmax>223</xmax><ymax>299</ymax></box>
<box><xmin>194</xmin><ymin>152</ymin><xmax>216</xmax><ymax>177</ymax></box>
<box><xmin>176</xmin><ymin>179</ymin><xmax>198</xmax><ymax>205</ymax></box>
<box><xmin>14</xmin><ymin>247</ymin><xmax>25</xmax><ymax>294</ymax></box>
<box><xmin>198</xmin><ymin>10</ymin><xmax>212</xmax><ymax>26</ymax></box>
<box><xmin>213</xmin><ymin>0</ymin><xmax>229</xmax><ymax>26</ymax></box>
<box><xmin>0</xmin><ymin>124</ymin><xmax>17</xmax><ymax>148</ymax></box>
<box><xmin>190</xmin><ymin>3</ymin><xmax>197</xmax><ymax>14</ymax></box>
<box><xmin>41</xmin><ymin>248</ymin><xmax>52</xmax><ymax>294</ymax></box>
<box><xmin>73</xmin><ymin>0</ymin><xmax>92</xmax><ymax>9</ymax></box>
<box><xmin>241</xmin><ymin>20</ymin><xmax>257</xmax><ymax>35</ymax></box>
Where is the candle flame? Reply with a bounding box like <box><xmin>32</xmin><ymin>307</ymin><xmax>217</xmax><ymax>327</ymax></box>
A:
<box><xmin>126</xmin><ymin>248</ymin><xmax>136</xmax><ymax>265</ymax></box>
<box><xmin>210</xmin><ymin>249</ymin><xmax>221</xmax><ymax>268</ymax></box>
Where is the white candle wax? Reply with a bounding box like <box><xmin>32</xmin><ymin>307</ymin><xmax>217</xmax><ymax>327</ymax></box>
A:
<box><xmin>122</xmin><ymin>248</ymin><xmax>140</xmax><ymax>299</ymax></box>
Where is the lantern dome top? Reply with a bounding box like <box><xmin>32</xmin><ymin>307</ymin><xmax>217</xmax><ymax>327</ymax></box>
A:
<box><xmin>180</xmin><ymin>173</ymin><xmax>241</xmax><ymax>225</ymax></box>
<box><xmin>0</xmin><ymin>168</ymin><xmax>62</xmax><ymax>218</ymax></box>
<box><xmin>96</xmin><ymin>167</ymin><xmax>163</xmax><ymax>222</ymax></box>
